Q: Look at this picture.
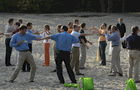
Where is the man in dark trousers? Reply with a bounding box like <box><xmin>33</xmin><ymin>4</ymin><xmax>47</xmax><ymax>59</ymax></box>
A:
<box><xmin>45</xmin><ymin>26</ymin><xmax>78</xmax><ymax>84</ymax></box>
<box><xmin>5</xmin><ymin>18</ymin><xmax>15</xmax><ymax>66</ymax></box>
<box><xmin>116</xmin><ymin>18</ymin><xmax>126</xmax><ymax>48</ymax></box>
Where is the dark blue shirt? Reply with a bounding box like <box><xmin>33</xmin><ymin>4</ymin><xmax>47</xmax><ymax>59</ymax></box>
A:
<box><xmin>51</xmin><ymin>32</ymin><xmax>79</xmax><ymax>51</ymax></box>
<box><xmin>126</xmin><ymin>33</ymin><xmax>140</xmax><ymax>50</ymax></box>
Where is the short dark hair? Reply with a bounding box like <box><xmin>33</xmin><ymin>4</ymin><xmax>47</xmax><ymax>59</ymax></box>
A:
<box><xmin>18</xmin><ymin>19</ymin><xmax>23</xmax><ymax>23</ymax></box>
<box><xmin>81</xmin><ymin>23</ymin><xmax>86</xmax><ymax>28</ymax></box>
<box><xmin>108</xmin><ymin>25</ymin><xmax>112</xmax><ymax>31</ymax></box>
<box><xmin>111</xmin><ymin>25</ymin><xmax>118</xmax><ymax>31</ymax></box>
<box><xmin>62</xmin><ymin>25</ymin><xmax>68</xmax><ymax>31</ymax></box>
<box><xmin>8</xmin><ymin>18</ymin><xmax>14</xmax><ymax>24</ymax></box>
<box><xmin>15</xmin><ymin>22</ymin><xmax>21</xmax><ymax>27</ymax></box>
<box><xmin>75</xmin><ymin>19</ymin><xmax>79</xmax><ymax>23</ymax></box>
<box><xmin>19</xmin><ymin>25</ymin><xmax>27</xmax><ymax>30</ymax></box>
<box><xmin>26</xmin><ymin>22</ymin><xmax>32</xmax><ymax>27</ymax></box>
<box><xmin>131</xmin><ymin>26</ymin><xmax>139</xmax><ymax>34</ymax></box>
<box><xmin>45</xmin><ymin>25</ymin><xmax>50</xmax><ymax>30</ymax></box>
<box><xmin>57</xmin><ymin>24</ymin><xmax>62</xmax><ymax>29</ymax></box>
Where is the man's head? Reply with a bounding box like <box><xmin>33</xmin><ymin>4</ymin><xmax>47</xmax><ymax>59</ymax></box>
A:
<box><xmin>81</xmin><ymin>23</ymin><xmax>86</xmax><ymax>29</ymax></box>
<box><xmin>44</xmin><ymin>25</ymin><xmax>50</xmax><ymax>31</ymax></box>
<box><xmin>100</xmin><ymin>23</ymin><xmax>107</xmax><ymax>30</ymax></box>
<box><xmin>111</xmin><ymin>25</ymin><xmax>118</xmax><ymax>33</ymax></box>
<box><xmin>14</xmin><ymin>22</ymin><xmax>21</xmax><ymax>29</ymax></box>
<box><xmin>73</xmin><ymin>25</ymin><xmax>80</xmax><ymax>32</ymax></box>
<box><xmin>68</xmin><ymin>22</ymin><xmax>73</xmax><ymax>28</ymax></box>
<box><xmin>118</xmin><ymin>18</ymin><xmax>123</xmax><ymax>23</ymax></box>
<box><xmin>8</xmin><ymin>18</ymin><xmax>14</xmax><ymax>25</ymax></box>
<box><xmin>57</xmin><ymin>24</ymin><xmax>62</xmax><ymax>33</ymax></box>
<box><xmin>18</xmin><ymin>19</ymin><xmax>23</xmax><ymax>24</ymax></box>
<box><xmin>61</xmin><ymin>25</ymin><xmax>68</xmax><ymax>32</ymax></box>
<box><xmin>19</xmin><ymin>25</ymin><xmax>27</xmax><ymax>34</ymax></box>
<box><xmin>131</xmin><ymin>26</ymin><xmax>139</xmax><ymax>34</ymax></box>
<box><xmin>26</xmin><ymin>22</ymin><xmax>32</xmax><ymax>29</ymax></box>
<box><xmin>74</xmin><ymin>19</ymin><xmax>79</xmax><ymax>25</ymax></box>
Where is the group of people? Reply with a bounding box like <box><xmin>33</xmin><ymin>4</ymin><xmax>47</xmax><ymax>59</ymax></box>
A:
<box><xmin>0</xmin><ymin>18</ymin><xmax>140</xmax><ymax>84</ymax></box>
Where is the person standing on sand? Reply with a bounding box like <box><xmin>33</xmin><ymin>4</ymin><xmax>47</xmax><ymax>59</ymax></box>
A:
<box><xmin>51</xmin><ymin>24</ymin><xmax>62</xmax><ymax>72</ymax></box>
<box><xmin>71</xmin><ymin>25</ymin><xmax>94</xmax><ymax>75</ymax></box>
<box><xmin>44</xmin><ymin>26</ymin><xmax>78</xmax><ymax>84</ymax></box>
<box><xmin>95</xmin><ymin>23</ymin><xmax>107</xmax><ymax>66</ymax></box>
<box><xmin>5</xmin><ymin>18</ymin><xmax>16</xmax><ymax>66</ymax></box>
<box><xmin>126</xmin><ymin>26</ymin><xmax>140</xmax><ymax>83</ymax></box>
<box><xmin>41</xmin><ymin>25</ymin><xmax>52</xmax><ymax>66</ymax></box>
<box><xmin>105</xmin><ymin>25</ymin><xmax>123</xmax><ymax>76</ymax></box>
<box><xmin>116</xmin><ymin>18</ymin><xmax>127</xmax><ymax>49</ymax></box>
<box><xmin>22</xmin><ymin>22</ymin><xmax>33</xmax><ymax>72</ymax></box>
<box><xmin>9</xmin><ymin>25</ymin><xmax>43</xmax><ymax>83</ymax></box>
<box><xmin>79</xmin><ymin>23</ymin><xmax>92</xmax><ymax>69</ymax></box>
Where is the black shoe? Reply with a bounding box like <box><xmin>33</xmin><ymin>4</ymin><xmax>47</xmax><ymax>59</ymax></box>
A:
<box><xmin>76</xmin><ymin>73</ymin><xmax>84</xmax><ymax>75</ymax></box>
<box><xmin>6</xmin><ymin>64</ymin><xmax>15</xmax><ymax>66</ymax></box>
<box><xmin>29</xmin><ymin>80</ymin><xmax>34</xmax><ymax>82</ymax></box>
<box><xmin>71</xmin><ymin>81</ymin><xmax>77</xmax><ymax>84</ymax></box>
<box><xmin>135</xmin><ymin>80</ymin><xmax>140</xmax><ymax>83</ymax></box>
<box><xmin>60</xmin><ymin>82</ymin><xmax>64</xmax><ymax>84</ymax></box>
<box><xmin>118</xmin><ymin>73</ymin><xmax>123</xmax><ymax>77</ymax></box>
<box><xmin>108</xmin><ymin>73</ymin><xmax>116</xmax><ymax>76</ymax></box>
<box><xmin>6</xmin><ymin>80</ymin><xmax>14</xmax><ymax>83</ymax></box>
<box><xmin>80</xmin><ymin>67</ymin><xmax>85</xmax><ymax>69</ymax></box>
<box><xmin>99</xmin><ymin>64</ymin><xmax>106</xmax><ymax>66</ymax></box>
<box><xmin>51</xmin><ymin>69</ymin><xmax>56</xmax><ymax>72</ymax></box>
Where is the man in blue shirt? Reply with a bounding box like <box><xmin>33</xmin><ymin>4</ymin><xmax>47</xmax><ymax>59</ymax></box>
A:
<box><xmin>105</xmin><ymin>25</ymin><xmax>123</xmax><ymax>76</ymax></box>
<box><xmin>9</xmin><ymin>25</ymin><xmax>43</xmax><ymax>83</ymax></box>
<box><xmin>22</xmin><ymin>22</ymin><xmax>34</xmax><ymax>72</ymax></box>
<box><xmin>45</xmin><ymin>25</ymin><xmax>78</xmax><ymax>84</ymax></box>
<box><xmin>126</xmin><ymin>26</ymin><xmax>140</xmax><ymax>83</ymax></box>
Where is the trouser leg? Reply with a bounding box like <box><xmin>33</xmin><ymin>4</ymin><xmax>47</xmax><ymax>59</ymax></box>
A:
<box><xmin>5</xmin><ymin>38</ymin><xmax>12</xmax><ymax>66</ymax></box>
<box><xmin>55</xmin><ymin>51</ymin><xmax>64</xmax><ymax>83</ymax></box>
<box><xmin>63</xmin><ymin>52</ymin><xmax>76</xmax><ymax>83</ymax></box>
<box><xmin>80</xmin><ymin>44</ymin><xmax>86</xmax><ymax>68</ymax></box>
<box><xmin>10</xmin><ymin>52</ymin><xmax>26</xmax><ymax>81</ymax></box>
<box><xmin>26</xmin><ymin>52</ymin><xmax>36</xmax><ymax>81</ymax></box>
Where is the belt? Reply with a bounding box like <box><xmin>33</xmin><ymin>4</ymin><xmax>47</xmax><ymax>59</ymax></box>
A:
<box><xmin>73</xmin><ymin>46</ymin><xmax>80</xmax><ymax>48</ymax></box>
<box><xmin>128</xmin><ymin>49</ymin><xmax>140</xmax><ymax>51</ymax></box>
<box><xmin>19</xmin><ymin>50</ymin><xmax>29</xmax><ymax>52</ymax></box>
<box><xmin>58</xmin><ymin>50</ymin><xmax>70</xmax><ymax>53</ymax></box>
<box><xmin>112</xmin><ymin>45</ymin><xmax>119</xmax><ymax>47</ymax></box>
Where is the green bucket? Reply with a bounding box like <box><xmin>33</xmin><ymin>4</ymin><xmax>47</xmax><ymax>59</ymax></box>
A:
<box><xmin>78</xmin><ymin>77</ymin><xmax>94</xmax><ymax>90</ymax></box>
<box><xmin>125</xmin><ymin>79</ymin><xmax>137</xmax><ymax>90</ymax></box>
<box><xmin>64</xmin><ymin>77</ymin><xmax>94</xmax><ymax>90</ymax></box>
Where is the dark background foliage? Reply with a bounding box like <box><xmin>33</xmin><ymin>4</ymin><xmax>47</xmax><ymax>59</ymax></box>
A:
<box><xmin>0</xmin><ymin>0</ymin><xmax>139</xmax><ymax>13</ymax></box>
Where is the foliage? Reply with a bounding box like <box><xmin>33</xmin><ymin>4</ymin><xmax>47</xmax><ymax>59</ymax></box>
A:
<box><xmin>0</xmin><ymin>0</ymin><xmax>139</xmax><ymax>13</ymax></box>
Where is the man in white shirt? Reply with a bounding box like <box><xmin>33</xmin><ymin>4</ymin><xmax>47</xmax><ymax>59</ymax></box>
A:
<box><xmin>71</xmin><ymin>25</ymin><xmax>93</xmax><ymax>75</ymax></box>
<box><xmin>5</xmin><ymin>18</ymin><xmax>15</xmax><ymax>66</ymax></box>
<box><xmin>71</xmin><ymin>25</ymin><xmax>83</xmax><ymax>75</ymax></box>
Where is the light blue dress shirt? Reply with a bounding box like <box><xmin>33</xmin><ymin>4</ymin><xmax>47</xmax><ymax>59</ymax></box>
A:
<box><xmin>51</xmin><ymin>32</ymin><xmax>79</xmax><ymax>51</ymax></box>
<box><xmin>105</xmin><ymin>31</ymin><xmax>121</xmax><ymax>46</ymax></box>
<box><xmin>10</xmin><ymin>33</ymin><xmax>38</xmax><ymax>51</ymax></box>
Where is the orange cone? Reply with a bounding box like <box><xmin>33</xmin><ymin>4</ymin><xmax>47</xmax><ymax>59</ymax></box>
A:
<box><xmin>43</xmin><ymin>43</ymin><xmax>50</xmax><ymax>66</ymax></box>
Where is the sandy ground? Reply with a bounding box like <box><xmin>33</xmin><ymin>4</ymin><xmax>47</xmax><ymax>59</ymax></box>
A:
<box><xmin>0</xmin><ymin>13</ymin><xmax>140</xmax><ymax>90</ymax></box>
